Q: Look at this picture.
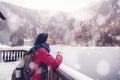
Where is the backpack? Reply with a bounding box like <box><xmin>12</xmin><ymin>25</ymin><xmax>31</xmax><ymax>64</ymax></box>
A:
<box><xmin>11</xmin><ymin>46</ymin><xmax>43</xmax><ymax>80</ymax></box>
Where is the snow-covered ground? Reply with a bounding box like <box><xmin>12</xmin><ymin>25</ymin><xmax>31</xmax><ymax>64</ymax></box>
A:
<box><xmin>0</xmin><ymin>61</ymin><xmax>19</xmax><ymax>80</ymax></box>
<box><xmin>0</xmin><ymin>46</ymin><xmax>120</xmax><ymax>80</ymax></box>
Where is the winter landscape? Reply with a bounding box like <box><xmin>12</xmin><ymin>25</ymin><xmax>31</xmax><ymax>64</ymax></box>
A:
<box><xmin>0</xmin><ymin>0</ymin><xmax>120</xmax><ymax>80</ymax></box>
<box><xmin>0</xmin><ymin>46</ymin><xmax>120</xmax><ymax>80</ymax></box>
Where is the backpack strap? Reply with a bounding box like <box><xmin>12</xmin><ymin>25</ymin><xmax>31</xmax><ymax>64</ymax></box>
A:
<box><xmin>29</xmin><ymin>46</ymin><xmax>43</xmax><ymax>54</ymax></box>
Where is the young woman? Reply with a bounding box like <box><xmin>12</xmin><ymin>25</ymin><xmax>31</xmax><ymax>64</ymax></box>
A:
<box><xmin>29</xmin><ymin>33</ymin><xmax>63</xmax><ymax>80</ymax></box>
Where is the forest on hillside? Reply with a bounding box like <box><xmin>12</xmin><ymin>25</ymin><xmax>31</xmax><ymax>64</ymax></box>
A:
<box><xmin>0</xmin><ymin>0</ymin><xmax>120</xmax><ymax>46</ymax></box>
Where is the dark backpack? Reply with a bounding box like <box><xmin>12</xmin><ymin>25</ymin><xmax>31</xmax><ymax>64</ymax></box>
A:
<box><xmin>11</xmin><ymin>46</ymin><xmax>43</xmax><ymax>80</ymax></box>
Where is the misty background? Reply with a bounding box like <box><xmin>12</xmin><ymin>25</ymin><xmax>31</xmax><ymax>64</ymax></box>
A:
<box><xmin>0</xmin><ymin>0</ymin><xmax>120</xmax><ymax>47</ymax></box>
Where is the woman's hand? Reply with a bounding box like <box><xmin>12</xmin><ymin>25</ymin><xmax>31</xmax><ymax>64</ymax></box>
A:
<box><xmin>57</xmin><ymin>52</ymin><xmax>62</xmax><ymax>56</ymax></box>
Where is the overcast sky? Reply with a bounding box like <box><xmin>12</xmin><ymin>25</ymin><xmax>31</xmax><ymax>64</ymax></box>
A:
<box><xmin>0</xmin><ymin>0</ymin><xmax>101</xmax><ymax>12</ymax></box>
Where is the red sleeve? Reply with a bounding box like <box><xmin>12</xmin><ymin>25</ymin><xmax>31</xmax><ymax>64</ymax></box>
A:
<box><xmin>36</xmin><ymin>48</ymin><xmax>63</xmax><ymax>68</ymax></box>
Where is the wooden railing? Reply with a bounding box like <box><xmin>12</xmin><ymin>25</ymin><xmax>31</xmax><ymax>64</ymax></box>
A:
<box><xmin>0</xmin><ymin>50</ymin><xmax>28</xmax><ymax>62</ymax></box>
<box><xmin>49</xmin><ymin>64</ymin><xmax>94</xmax><ymax>80</ymax></box>
<box><xmin>0</xmin><ymin>48</ymin><xmax>93</xmax><ymax>80</ymax></box>
<box><xmin>49</xmin><ymin>67</ymin><xmax>74</xmax><ymax>80</ymax></box>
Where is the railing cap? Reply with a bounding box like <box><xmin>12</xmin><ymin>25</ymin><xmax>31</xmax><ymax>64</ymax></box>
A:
<box><xmin>0</xmin><ymin>46</ymin><xmax>31</xmax><ymax>50</ymax></box>
<box><xmin>57</xmin><ymin>64</ymin><xmax>94</xmax><ymax>80</ymax></box>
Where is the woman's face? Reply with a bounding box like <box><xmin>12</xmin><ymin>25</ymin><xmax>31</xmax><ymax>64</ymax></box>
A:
<box><xmin>46</xmin><ymin>36</ymin><xmax>52</xmax><ymax>45</ymax></box>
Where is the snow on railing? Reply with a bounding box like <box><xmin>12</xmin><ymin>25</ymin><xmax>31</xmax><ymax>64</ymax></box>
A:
<box><xmin>0</xmin><ymin>46</ymin><xmax>31</xmax><ymax>50</ymax></box>
<box><xmin>48</xmin><ymin>63</ymin><xmax>94</xmax><ymax>80</ymax></box>
<box><xmin>55</xmin><ymin>64</ymin><xmax>94</xmax><ymax>80</ymax></box>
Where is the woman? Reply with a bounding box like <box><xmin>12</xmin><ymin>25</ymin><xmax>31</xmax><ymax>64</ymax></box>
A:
<box><xmin>29</xmin><ymin>33</ymin><xmax>63</xmax><ymax>80</ymax></box>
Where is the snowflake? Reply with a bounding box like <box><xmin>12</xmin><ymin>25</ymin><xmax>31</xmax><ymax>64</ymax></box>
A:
<box><xmin>118</xmin><ymin>70</ymin><xmax>120</xmax><ymax>75</ymax></box>
<box><xmin>96</xmin><ymin>14</ymin><xmax>105</xmax><ymax>26</ymax></box>
<box><xmin>111</xmin><ymin>22</ymin><xmax>115</xmax><ymax>25</ymax></box>
<box><xmin>73</xmin><ymin>64</ymin><xmax>80</xmax><ymax>70</ymax></box>
<box><xmin>36</xmin><ymin>67</ymin><xmax>42</xmax><ymax>74</ymax></box>
<box><xmin>118</xmin><ymin>0</ymin><xmax>120</xmax><ymax>7</ymax></box>
<box><xmin>29</xmin><ymin>62</ymin><xmax>34</xmax><ymax>69</ymax></box>
<box><xmin>116</xmin><ymin>36</ymin><xmax>120</xmax><ymax>41</ymax></box>
<box><xmin>96</xmin><ymin>60</ymin><xmax>110</xmax><ymax>76</ymax></box>
<box><xmin>108</xmin><ymin>34</ymin><xmax>111</xmax><ymax>37</ymax></box>
<box><xmin>117</xmin><ymin>9</ymin><xmax>120</xmax><ymax>13</ymax></box>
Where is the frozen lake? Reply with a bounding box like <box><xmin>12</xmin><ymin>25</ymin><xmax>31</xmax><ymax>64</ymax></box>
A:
<box><xmin>0</xmin><ymin>46</ymin><xmax>120</xmax><ymax>80</ymax></box>
<box><xmin>51</xmin><ymin>46</ymin><xmax>120</xmax><ymax>80</ymax></box>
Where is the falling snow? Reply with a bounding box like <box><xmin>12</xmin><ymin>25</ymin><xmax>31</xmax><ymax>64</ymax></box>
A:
<box><xmin>117</xmin><ymin>9</ymin><xmax>120</xmax><ymax>13</ymax></box>
<box><xmin>118</xmin><ymin>0</ymin><xmax>120</xmax><ymax>7</ymax></box>
<box><xmin>116</xmin><ymin>36</ymin><xmax>120</xmax><ymax>41</ymax></box>
<box><xmin>0</xmin><ymin>0</ymin><xmax>120</xmax><ymax>79</ymax></box>
<box><xmin>118</xmin><ymin>70</ymin><xmax>120</xmax><ymax>75</ymax></box>
<box><xmin>96</xmin><ymin>60</ymin><xmax>110</xmax><ymax>76</ymax></box>
<box><xmin>73</xmin><ymin>64</ymin><xmax>81</xmax><ymax>70</ymax></box>
<box><xmin>29</xmin><ymin>62</ymin><xmax>34</xmax><ymax>69</ymax></box>
<box><xmin>96</xmin><ymin>14</ymin><xmax>105</xmax><ymax>26</ymax></box>
<box><xmin>36</xmin><ymin>67</ymin><xmax>42</xmax><ymax>74</ymax></box>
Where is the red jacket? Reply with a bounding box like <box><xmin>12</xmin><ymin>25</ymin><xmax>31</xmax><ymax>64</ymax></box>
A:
<box><xmin>30</xmin><ymin>48</ymin><xmax>62</xmax><ymax>80</ymax></box>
